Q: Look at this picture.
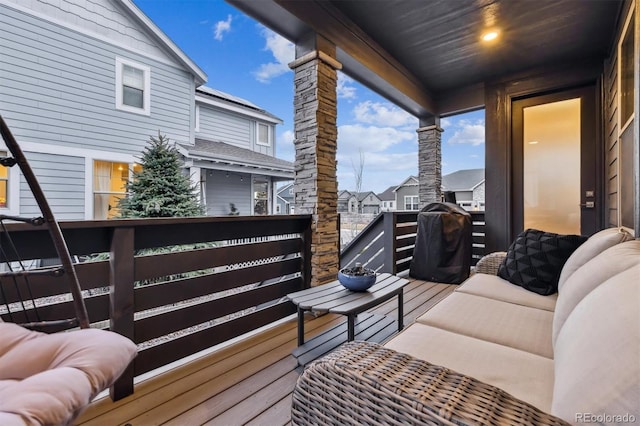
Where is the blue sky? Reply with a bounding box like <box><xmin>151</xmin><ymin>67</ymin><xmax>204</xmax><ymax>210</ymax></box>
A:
<box><xmin>133</xmin><ymin>0</ymin><xmax>485</xmax><ymax>193</ymax></box>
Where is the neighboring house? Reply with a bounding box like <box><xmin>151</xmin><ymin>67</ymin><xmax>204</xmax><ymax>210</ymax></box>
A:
<box><xmin>356</xmin><ymin>191</ymin><xmax>381</xmax><ymax>214</ymax></box>
<box><xmin>395</xmin><ymin>176</ymin><xmax>420</xmax><ymax>211</ymax></box>
<box><xmin>0</xmin><ymin>0</ymin><xmax>292</xmax><ymax>220</ymax></box>
<box><xmin>442</xmin><ymin>168</ymin><xmax>485</xmax><ymax>211</ymax></box>
<box><xmin>338</xmin><ymin>190</ymin><xmax>381</xmax><ymax>214</ymax></box>
<box><xmin>337</xmin><ymin>190</ymin><xmax>356</xmax><ymax>213</ymax></box>
<box><xmin>375</xmin><ymin>176</ymin><xmax>420</xmax><ymax>212</ymax></box>
<box><xmin>179</xmin><ymin>87</ymin><xmax>293</xmax><ymax>216</ymax></box>
<box><xmin>276</xmin><ymin>182</ymin><xmax>294</xmax><ymax>214</ymax></box>
<box><xmin>378</xmin><ymin>186</ymin><xmax>396</xmax><ymax>212</ymax></box>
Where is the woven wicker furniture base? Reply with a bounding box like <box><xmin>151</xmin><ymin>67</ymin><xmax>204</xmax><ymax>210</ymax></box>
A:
<box><xmin>291</xmin><ymin>341</ymin><xmax>568</xmax><ymax>426</ymax></box>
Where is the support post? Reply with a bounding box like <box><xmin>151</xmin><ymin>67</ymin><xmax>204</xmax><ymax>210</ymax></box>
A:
<box><xmin>382</xmin><ymin>212</ymin><xmax>398</xmax><ymax>274</ymax></box>
<box><xmin>109</xmin><ymin>227</ymin><xmax>135</xmax><ymax>401</ymax></box>
<box><xmin>417</xmin><ymin>117</ymin><xmax>444</xmax><ymax>207</ymax></box>
<box><xmin>289</xmin><ymin>34</ymin><xmax>341</xmax><ymax>286</ymax></box>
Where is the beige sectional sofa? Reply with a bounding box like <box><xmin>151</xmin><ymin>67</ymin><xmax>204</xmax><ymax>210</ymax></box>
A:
<box><xmin>292</xmin><ymin>228</ymin><xmax>640</xmax><ymax>425</ymax></box>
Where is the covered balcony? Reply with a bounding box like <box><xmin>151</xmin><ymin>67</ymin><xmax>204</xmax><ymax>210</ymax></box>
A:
<box><xmin>1</xmin><ymin>0</ymin><xmax>638</xmax><ymax>424</ymax></box>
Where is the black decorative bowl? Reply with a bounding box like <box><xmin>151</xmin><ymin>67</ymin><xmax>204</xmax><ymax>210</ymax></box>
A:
<box><xmin>338</xmin><ymin>268</ymin><xmax>376</xmax><ymax>292</ymax></box>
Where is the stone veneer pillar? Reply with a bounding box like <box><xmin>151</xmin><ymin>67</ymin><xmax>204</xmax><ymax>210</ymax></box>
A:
<box><xmin>417</xmin><ymin>124</ymin><xmax>444</xmax><ymax>206</ymax></box>
<box><xmin>289</xmin><ymin>50</ymin><xmax>341</xmax><ymax>286</ymax></box>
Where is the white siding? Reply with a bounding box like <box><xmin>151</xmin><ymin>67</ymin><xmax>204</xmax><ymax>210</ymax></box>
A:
<box><xmin>0</xmin><ymin>4</ymin><xmax>194</xmax><ymax>155</ymax></box>
<box><xmin>20</xmin><ymin>152</ymin><xmax>85</xmax><ymax>220</ymax></box>
<box><xmin>196</xmin><ymin>104</ymin><xmax>251</xmax><ymax>149</ymax></box>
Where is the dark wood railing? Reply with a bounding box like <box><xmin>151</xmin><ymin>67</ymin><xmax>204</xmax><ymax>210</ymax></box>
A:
<box><xmin>0</xmin><ymin>215</ymin><xmax>312</xmax><ymax>399</ymax></box>
<box><xmin>340</xmin><ymin>211</ymin><xmax>486</xmax><ymax>275</ymax></box>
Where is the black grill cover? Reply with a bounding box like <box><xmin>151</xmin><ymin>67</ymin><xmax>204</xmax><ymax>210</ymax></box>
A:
<box><xmin>409</xmin><ymin>202</ymin><xmax>472</xmax><ymax>284</ymax></box>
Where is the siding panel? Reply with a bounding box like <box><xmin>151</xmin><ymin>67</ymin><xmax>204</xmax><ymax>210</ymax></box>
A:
<box><xmin>20</xmin><ymin>152</ymin><xmax>85</xmax><ymax>220</ymax></box>
<box><xmin>196</xmin><ymin>105</ymin><xmax>251</xmax><ymax>149</ymax></box>
<box><xmin>0</xmin><ymin>5</ymin><xmax>193</xmax><ymax>156</ymax></box>
<box><xmin>205</xmin><ymin>170</ymin><xmax>251</xmax><ymax>216</ymax></box>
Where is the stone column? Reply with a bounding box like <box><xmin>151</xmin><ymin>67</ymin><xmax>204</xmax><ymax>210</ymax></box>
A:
<box><xmin>417</xmin><ymin>119</ymin><xmax>444</xmax><ymax>206</ymax></box>
<box><xmin>289</xmin><ymin>43</ymin><xmax>341</xmax><ymax>286</ymax></box>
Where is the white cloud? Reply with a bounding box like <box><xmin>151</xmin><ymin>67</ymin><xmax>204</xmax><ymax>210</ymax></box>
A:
<box><xmin>276</xmin><ymin>129</ymin><xmax>295</xmax><ymax>162</ymax></box>
<box><xmin>337</xmin><ymin>124</ymin><xmax>415</xmax><ymax>154</ymax></box>
<box><xmin>213</xmin><ymin>15</ymin><xmax>232</xmax><ymax>41</ymax></box>
<box><xmin>253</xmin><ymin>27</ymin><xmax>295</xmax><ymax>83</ymax></box>
<box><xmin>352</xmin><ymin>101</ymin><xmax>417</xmax><ymax>128</ymax></box>
<box><xmin>447</xmin><ymin>119</ymin><xmax>485</xmax><ymax>145</ymax></box>
<box><xmin>337</xmin><ymin>72</ymin><xmax>357</xmax><ymax>100</ymax></box>
<box><xmin>440</xmin><ymin>117</ymin><xmax>452</xmax><ymax>128</ymax></box>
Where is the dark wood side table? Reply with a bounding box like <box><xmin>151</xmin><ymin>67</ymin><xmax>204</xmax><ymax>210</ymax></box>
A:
<box><xmin>287</xmin><ymin>273</ymin><xmax>409</xmax><ymax>345</ymax></box>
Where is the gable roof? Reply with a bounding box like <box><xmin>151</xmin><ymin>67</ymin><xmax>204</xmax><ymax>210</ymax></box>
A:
<box><xmin>442</xmin><ymin>168</ymin><xmax>485</xmax><ymax>191</ymax></box>
<box><xmin>356</xmin><ymin>191</ymin><xmax>380</xmax><ymax>202</ymax></box>
<box><xmin>277</xmin><ymin>182</ymin><xmax>294</xmax><ymax>196</ymax></box>
<box><xmin>338</xmin><ymin>190</ymin><xmax>355</xmax><ymax>200</ymax></box>
<box><xmin>394</xmin><ymin>175</ymin><xmax>419</xmax><ymax>191</ymax></box>
<box><xmin>179</xmin><ymin>139</ymin><xmax>294</xmax><ymax>178</ymax></box>
<box><xmin>377</xmin><ymin>185</ymin><xmax>396</xmax><ymax>201</ymax></box>
<box><xmin>196</xmin><ymin>87</ymin><xmax>283</xmax><ymax>124</ymax></box>
<box><xmin>120</xmin><ymin>0</ymin><xmax>207</xmax><ymax>85</ymax></box>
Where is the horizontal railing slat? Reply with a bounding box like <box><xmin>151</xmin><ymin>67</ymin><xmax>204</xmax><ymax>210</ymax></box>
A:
<box><xmin>134</xmin><ymin>277</ymin><xmax>302</xmax><ymax>343</ymax></box>
<box><xmin>134</xmin><ymin>300</ymin><xmax>296</xmax><ymax>375</ymax></box>
<box><xmin>134</xmin><ymin>257</ymin><xmax>302</xmax><ymax>312</ymax></box>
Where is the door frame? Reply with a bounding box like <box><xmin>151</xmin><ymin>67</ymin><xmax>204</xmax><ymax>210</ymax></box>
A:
<box><xmin>511</xmin><ymin>86</ymin><xmax>602</xmax><ymax>237</ymax></box>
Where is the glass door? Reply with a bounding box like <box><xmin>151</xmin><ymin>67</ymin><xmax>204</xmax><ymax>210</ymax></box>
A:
<box><xmin>512</xmin><ymin>86</ymin><xmax>600</xmax><ymax>237</ymax></box>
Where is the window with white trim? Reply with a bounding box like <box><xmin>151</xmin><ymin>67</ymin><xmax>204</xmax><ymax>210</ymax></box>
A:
<box><xmin>115</xmin><ymin>58</ymin><xmax>150</xmax><ymax>115</ymax></box>
<box><xmin>93</xmin><ymin>160</ymin><xmax>142</xmax><ymax>219</ymax></box>
<box><xmin>404</xmin><ymin>195</ymin><xmax>419</xmax><ymax>210</ymax></box>
<box><xmin>256</xmin><ymin>123</ymin><xmax>271</xmax><ymax>146</ymax></box>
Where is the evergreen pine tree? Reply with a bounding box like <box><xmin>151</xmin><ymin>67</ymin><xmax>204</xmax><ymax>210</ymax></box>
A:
<box><xmin>118</xmin><ymin>133</ymin><xmax>203</xmax><ymax>218</ymax></box>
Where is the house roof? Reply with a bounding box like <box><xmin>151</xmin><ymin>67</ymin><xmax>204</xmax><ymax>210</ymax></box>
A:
<box><xmin>356</xmin><ymin>191</ymin><xmax>380</xmax><ymax>203</ymax></box>
<box><xmin>196</xmin><ymin>87</ymin><xmax>283</xmax><ymax>124</ymax></box>
<box><xmin>120</xmin><ymin>0</ymin><xmax>207</xmax><ymax>85</ymax></box>
<box><xmin>179</xmin><ymin>139</ymin><xmax>294</xmax><ymax>179</ymax></box>
<box><xmin>377</xmin><ymin>186</ymin><xmax>395</xmax><ymax>201</ymax></box>
<box><xmin>229</xmin><ymin>0</ymin><xmax>623</xmax><ymax>118</ymax></box>
<box><xmin>394</xmin><ymin>176</ymin><xmax>419</xmax><ymax>191</ymax></box>
<box><xmin>277</xmin><ymin>182</ymin><xmax>294</xmax><ymax>196</ymax></box>
<box><xmin>338</xmin><ymin>190</ymin><xmax>354</xmax><ymax>200</ymax></box>
<box><xmin>442</xmin><ymin>168</ymin><xmax>485</xmax><ymax>192</ymax></box>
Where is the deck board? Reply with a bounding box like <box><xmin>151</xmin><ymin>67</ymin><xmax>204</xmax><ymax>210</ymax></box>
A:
<box><xmin>78</xmin><ymin>279</ymin><xmax>455</xmax><ymax>426</ymax></box>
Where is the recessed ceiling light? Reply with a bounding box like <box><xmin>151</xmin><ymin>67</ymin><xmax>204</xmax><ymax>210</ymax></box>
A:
<box><xmin>482</xmin><ymin>31</ymin><xmax>499</xmax><ymax>42</ymax></box>
<box><xmin>528</xmin><ymin>140</ymin><xmax>539</xmax><ymax>145</ymax></box>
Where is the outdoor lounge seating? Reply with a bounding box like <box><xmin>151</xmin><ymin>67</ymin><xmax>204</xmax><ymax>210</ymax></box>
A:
<box><xmin>292</xmin><ymin>228</ymin><xmax>639</xmax><ymax>425</ymax></box>
<box><xmin>0</xmin><ymin>321</ymin><xmax>137</xmax><ymax>426</ymax></box>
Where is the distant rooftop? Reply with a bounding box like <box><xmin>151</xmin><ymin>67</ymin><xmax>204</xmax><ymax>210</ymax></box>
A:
<box><xmin>442</xmin><ymin>168</ymin><xmax>485</xmax><ymax>191</ymax></box>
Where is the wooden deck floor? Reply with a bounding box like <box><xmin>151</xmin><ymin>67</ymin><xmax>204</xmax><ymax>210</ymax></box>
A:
<box><xmin>77</xmin><ymin>278</ymin><xmax>455</xmax><ymax>426</ymax></box>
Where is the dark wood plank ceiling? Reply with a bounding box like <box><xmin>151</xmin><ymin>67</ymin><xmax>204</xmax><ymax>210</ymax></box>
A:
<box><xmin>228</xmin><ymin>0</ymin><xmax>624</xmax><ymax>116</ymax></box>
<box><xmin>332</xmin><ymin>0</ymin><xmax>622</xmax><ymax>94</ymax></box>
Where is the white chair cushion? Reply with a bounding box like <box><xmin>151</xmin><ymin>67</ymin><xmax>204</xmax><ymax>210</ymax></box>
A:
<box><xmin>384</xmin><ymin>322</ymin><xmax>555</xmax><ymax>413</ymax></box>
<box><xmin>416</xmin><ymin>292</ymin><xmax>554</xmax><ymax>358</ymax></box>
<box><xmin>456</xmin><ymin>273</ymin><xmax>557</xmax><ymax>311</ymax></box>
<box><xmin>552</xmin><ymin>240</ymin><xmax>640</xmax><ymax>347</ymax></box>
<box><xmin>552</xmin><ymin>265</ymin><xmax>640</xmax><ymax>423</ymax></box>
<box><xmin>558</xmin><ymin>227</ymin><xmax>633</xmax><ymax>290</ymax></box>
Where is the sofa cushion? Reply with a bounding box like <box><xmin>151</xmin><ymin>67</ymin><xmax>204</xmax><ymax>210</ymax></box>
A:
<box><xmin>456</xmin><ymin>273</ymin><xmax>557</xmax><ymax>311</ymax></box>
<box><xmin>557</xmin><ymin>227</ymin><xmax>633</xmax><ymax>290</ymax></box>
<box><xmin>552</xmin><ymin>265</ymin><xmax>640</xmax><ymax>423</ymax></box>
<box><xmin>497</xmin><ymin>229</ymin><xmax>587</xmax><ymax>295</ymax></box>
<box><xmin>0</xmin><ymin>323</ymin><xmax>137</xmax><ymax>426</ymax></box>
<box><xmin>384</xmin><ymin>322</ymin><xmax>555</xmax><ymax>413</ymax></box>
<box><xmin>552</xmin><ymin>239</ymin><xmax>640</xmax><ymax>347</ymax></box>
<box><xmin>416</xmin><ymin>292</ymin><xmax>554</xmax><ymax>358</ymax></box>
